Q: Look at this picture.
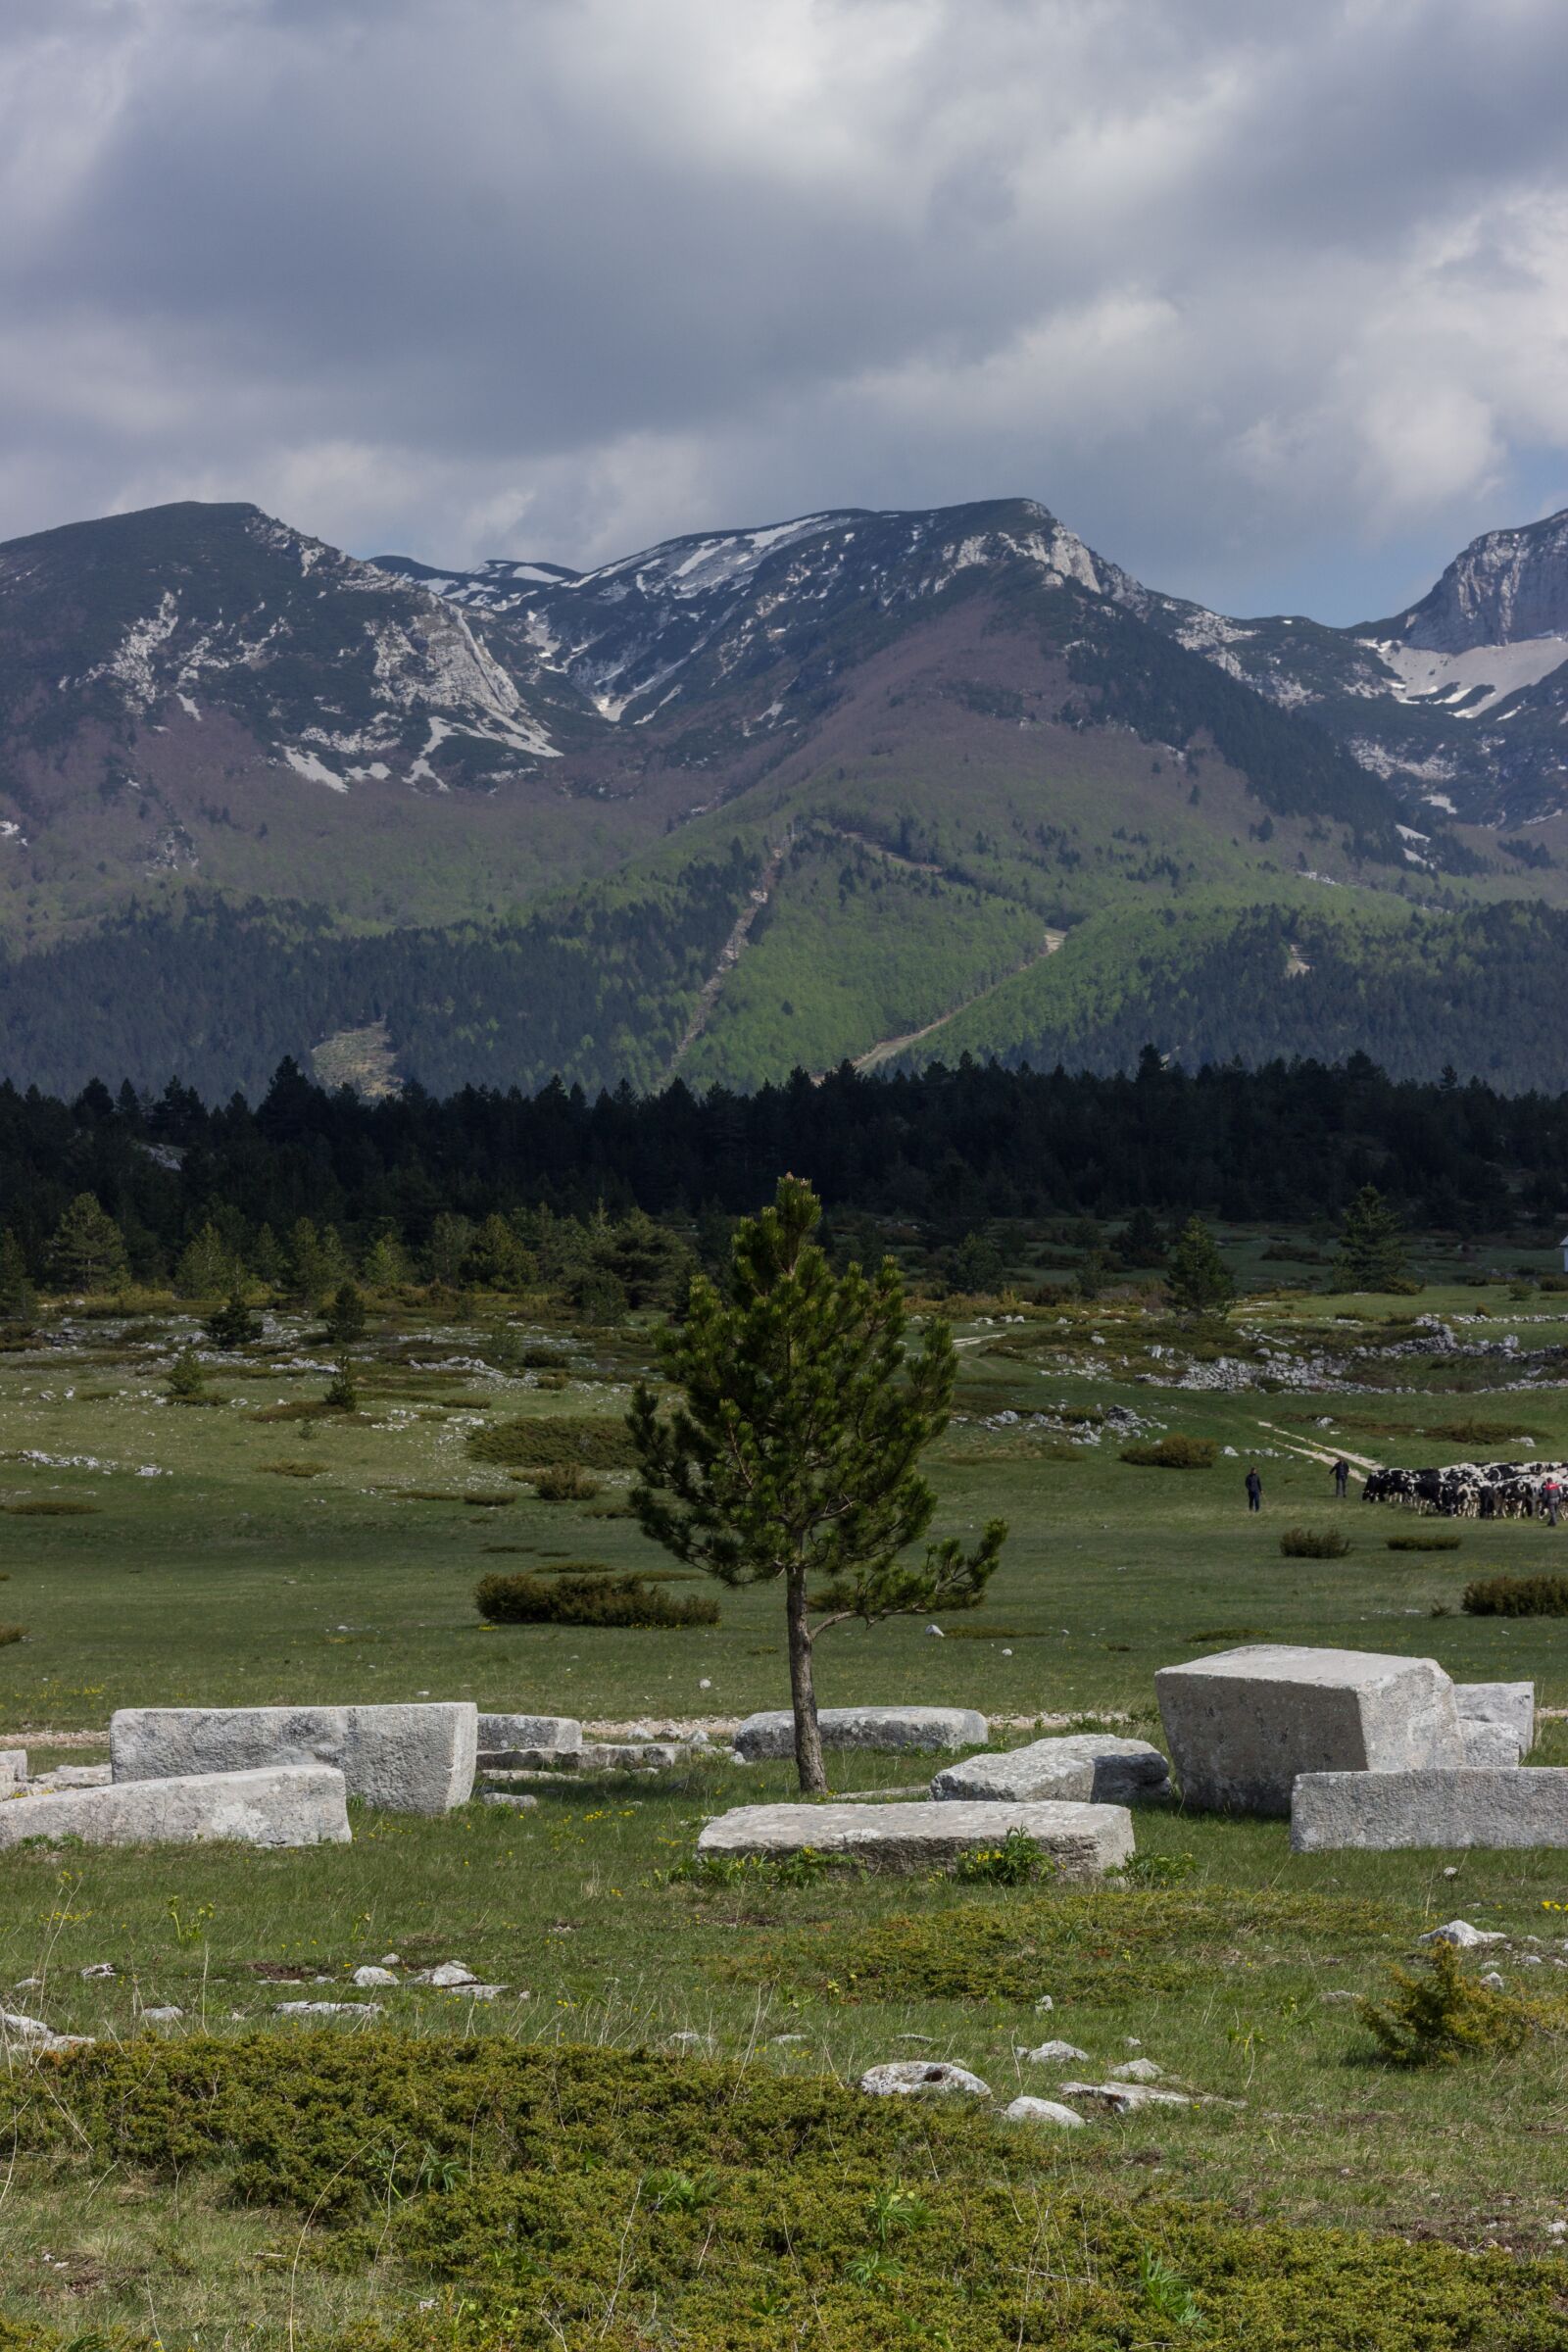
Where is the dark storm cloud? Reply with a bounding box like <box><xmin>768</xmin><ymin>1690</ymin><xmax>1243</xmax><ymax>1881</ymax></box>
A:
<box><xmin>4</xmin><ymin>0</ymin><xmax>1568</xmax><ymax>617</ymax></box>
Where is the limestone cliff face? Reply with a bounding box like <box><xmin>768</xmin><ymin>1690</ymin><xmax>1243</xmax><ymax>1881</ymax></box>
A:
<box><xmin>1395</xmin><ymin>511</ymin><xmax>1568</xmax><ymax>653</ymax></box>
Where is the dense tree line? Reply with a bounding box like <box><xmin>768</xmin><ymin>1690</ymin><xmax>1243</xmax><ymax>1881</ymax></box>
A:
<box><xmin>0</xmin><ymin>1050</ymin><xmax>1563</xmax><ymax>1289</ymax></box>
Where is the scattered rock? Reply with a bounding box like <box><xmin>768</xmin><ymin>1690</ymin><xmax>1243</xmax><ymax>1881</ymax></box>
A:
<box><xmin>482</xmin><ymin>1790</ymin><xmax>539</xmax><ymax>1810</ymax></box>
<box><xmin>1004</xmin><ymin>2095</ymin><xmax>1086</xmax><ymax>2128</ymax></box>
<box><xmin>1019</xmin><ymin>2039</ymin><xmax>1090</xmax><ymax>2064</ymax></box>
<box><xmin>79</xmin><ymin>1962</ymin><xmax>116</xmax><ymax>1980</ymax></box>
<box><xmin>1059</xmin><ymin>2080</ymin><xmax>1193</xmax><ymax>2113</ymax></box>
<box><xmin>141</xmin><ymin>2005</ymin><xmax>183</xmax><ymax>2023</ymax></box>
<box><xmin>858</xmin><ymin>2060</ymin><xmax>991</xmax><ymax>2098</ymax></box>
<box><xmin>1417</xmin><ymin>1920</ymin><xmax>1507</xmax><ymax>1949</ymax></box>
<box><xmin>416</xmin><ymin>1960</ymin><xmax>478</xmax><ymax>1986</ymax></box>
<box><xmin>351</xmin><ymin>1965</ymin><xmax>398</xmax><ymax>1987</ymax></box>
<box><xmin>1109</xmin><ymin>2057</ymin><xmax>1165</xmax><ymax>2082</ymax></box>
<box><xmin>274</xmin><ymin>2001</ymin><xmax>382</xmax><ymax>2019</ymax></box>
<box><xmin>1481</xmin><ymin>1971</ymin><xmax>1506</xmax><ymax>1991</ymax></box>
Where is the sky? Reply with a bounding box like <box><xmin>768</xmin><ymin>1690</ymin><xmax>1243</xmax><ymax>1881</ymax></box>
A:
<box><xmin>5</xmin><ymin>0</ymin><xmax>1568</xmax><ymax>622</ymax></box>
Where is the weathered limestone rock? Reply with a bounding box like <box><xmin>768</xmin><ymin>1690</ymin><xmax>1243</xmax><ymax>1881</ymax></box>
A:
<box><xmin>733</xmin><ymin>1705</ymin><xmax>987</xmax><ymax>1761</ymax></box>
<box><xmin>0</xmin><ymin>1765</ymin><xmax>351</xmax><ymax>1850</ymax></box>
<box><xmin>0</xmin><ymin>1751</ymin><xmax>26</xmax><ymax>1788</ymax></box>
<box><xmin>933</xmin><ymin>1735</ymin><xmax>1170</xmax><ymax>1805</ymax></box>
<box><xmin>110</xmin><ymin>1703</ymin><xmax>476</xmax><ymax>1815</ymax></box>
<box><xmin>1059</xmin><ymin>2080</ymin><xmax>1193</xmax><ymax>2113</ymax></box>
<box><xmin>859</xmin><ymin>2060</ymin><xmax>991</xmax><ymax>2097</ymax></box>
<box><xmin>1018</xmin><ymin>2038</ymin><xmax>1090</xmax><ymax>2064</ymax></box>
<box><xmin>1004</xmin><ymin>2095</ymin><xmax>1086</xmax><ymax>2127</ymax></box>
<box><xmin>1454</xmin><ymin>1682</ymin><xmax>1535</xmax><ymax>1752</ymax></box>
<box><xmin>1292</xmin><ymin>1767</ymin><xmax>1568</xmax><ymax>1851</ymax></box>
<box><xmin>1155</xmin><ymin>1644</ymin><xmax>1462</xmax><ymax>1815</ymax></box>
<box><xmin>1461</xmin><ymin>1720</ymin><xmax>1524</xmax><ymax>1768</ymax></box>
<box><xmin>696</xmin><ymin>1798</ymin><xmax>1133</xmax><ymax>1879</ymax></box>
<box><xmin>478</xmin><ymin>1714</ymin><xmax>580</xmax><ymax>1754</ymax></box>
<box><xmin>1418</xmin><ymin>1919</ymin><xmax>1505</xmax><ymax>1948</ymax></box>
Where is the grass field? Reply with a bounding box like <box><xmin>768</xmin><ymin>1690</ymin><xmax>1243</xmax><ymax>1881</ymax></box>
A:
<box><xmin>5</xmin><ymin>1255</ymin><xmax>1568</xmax><ymax>2344</ymax></box>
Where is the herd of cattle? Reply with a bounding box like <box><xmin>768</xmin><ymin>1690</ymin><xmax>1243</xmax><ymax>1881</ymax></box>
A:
<box><xmin>1363</xmin><ymin>1461</ymin><xmax>1568</xmax><ymax>1518</ymax></box>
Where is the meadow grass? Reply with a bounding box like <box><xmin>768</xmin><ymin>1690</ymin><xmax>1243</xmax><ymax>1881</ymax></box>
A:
<box><xmin>5</xmin><ymin>1267</ymin><xmax>1568</xmax><ymax>2340</ymax></box>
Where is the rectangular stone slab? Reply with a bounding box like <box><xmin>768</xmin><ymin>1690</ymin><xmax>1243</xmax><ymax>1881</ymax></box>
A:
<box><xmin>0</xmin><ymin>1765</ymin><xmax>350</xmax><ymax>1849</ymax></box>
<box><xmin>1453</xmin><ymin>1683</ymin><xmax>1535</xmax><ymax>1751</ymax></box>
<box><xmin>110</xmin><ymin>1703</ymin><xmax>476</xmax><ymax>1815</ymax></box>
<box><xmin>1155</xmin><ymin>1644</ymin><xmax>1462</xmax><ymax>1815</ymax></box>
<box><xmin>1461</xmin><ymin>1721</ymin><xmax>1524</xmax><ymax>1768</ymax></box>
<box><xmin>733</xmin><ymin>1706</ymin><xmax>987</xmax><ymax>1760</ymax></box>
<box><xmin>478</xmin><ymin>1714</ymin><xmax>581</xmax><ymax>1753</ymax></box>
<box><xmin>933</xmin><ymin>1735</ymin><xmax>1170</xmax><ymax>1805</ymax></box>
<box><xmin>696</xmin><ymin>1799</ymin><xmax>1133</xmax><ymax>1878</ymax></box>
<box><xmin>1292</xmin><ymin>1767</ymin><xmax>1568</xmax><ymax>1851</ymax></box>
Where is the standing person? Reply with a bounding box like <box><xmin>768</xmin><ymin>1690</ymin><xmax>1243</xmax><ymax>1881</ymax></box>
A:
<box><xmin>1245</xmin><ymin>1465</ymin><xmax>1262</xmax><ymax>1513</ymax></box>
<box><xmin>1333</xmin><ymin>1457</ymin><xmax>1350</xmax><ymax>1499</ymax></box>
<box><xmin>1544</xmin><ymin>1475</ymin><xmax>1562</xmax><ymax>1530</ymax></box>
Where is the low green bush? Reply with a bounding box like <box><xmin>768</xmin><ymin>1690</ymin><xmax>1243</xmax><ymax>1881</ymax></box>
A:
<box><xmin>1</xmin><ymin>1498</ymin><xmax>99</xmax><ymax>1516</ymax></box>
<box><xmin>6</xmin><ymin>2034</ymin><xmax>1556</xmax><ymax>2352</ymax></box>
<box><xmin>1387</xmin><ymin>1533</ymin><xmax>1461</xmax><ymax>1552</ymax></box>
<box><xmin>468</xmin><ymin>1412</ymin><xmax>639</xmax><ymax>1469</ymax></box>
<box><xmin>1119</xmin><ymin>1433</ymin><xmax>1217</xmax><ymax>1468</ymax></box>
<box><xmin>1360</xmin><ymin>1945</ymin><xmax>1535</xmax><ymax>2066</ymax></box>
<box><xmin>525</xmin><ymin>1462</ymin><xmax>600</xmax><ymax>1501</ymax></box>
<box><xmin>953</xmin><ymin>1831</ymin><xmax>1053</xmax><ymax>1886</ymax></box>
<box><xmin>1462</xmin><ymin>1573</ymin><xmax>1568</xmax><ymax>1618</ymax></box>
<box><xmin>0</xmin><ymin>1624</ymin><xmax>24</xmax><ymax>1647</ymax></box>
<box><xmin>1279</xmin><ymin>1526</ymin><xmax>1351</xmax><ymax>1559</ymax></box>
<box><xmin>475</xmin><ymin>1569</ymin><xmax>719</xmax><ymax>1629</ymax></box>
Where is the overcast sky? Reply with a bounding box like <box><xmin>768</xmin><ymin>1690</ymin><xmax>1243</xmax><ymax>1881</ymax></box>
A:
<box><xmin>5</xmin><ymin>0</ymin><xmax>1568</xmax><ymax>620</ymax></box>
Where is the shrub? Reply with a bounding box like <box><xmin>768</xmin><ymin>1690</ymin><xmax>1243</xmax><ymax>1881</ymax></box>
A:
<box><xmin>525</xmin><ymin>1463</ymin><xmax>600</xmax><ymax>1502</ymax></box>
<box><xmin>259</xmin><ymin>1459</ymin><xmax>327</xmax><ymax>1478</ymax></box>
<box><xmin>0</xmin><ymin>1624</ymin><xmax>24</xmax><ymax>1647</ymax></box>
<box><xmin>475</xmin><ymin>1569</ymin><xmax>719</xmax><ymax>1629</ymax></box>
<box><xmin>2</xmin><ymin>1498</ymin><xmax>99</xmax><ymax>1516</ymax></box>
<box><xmin>537</xmin><ymin>1368</ymin><xmax>570</xmax><ymax>1392</ymax></box>
<box><xmin>323</xmin><ymin>1355</ymin><xmax>359</xmax><ymax>1410</ymax></box>
<box><xmin>1387</xmin><ymin>1533</ymin><xmax>1461</xmax><ymax>1552</ymax></box>
<box><xmin>1119</xmin><ymin>1434</ymin><xmax>1217</xmax><ymax>1469</ymax></box>
<box><xmin>1463</xmin><ymin>1573</ymin><xmax>1568</xmax><ymax>1617</ymax></box>
<box><xmin>1360</xmin><ymin>1944</ymin><xmax>1533</xmax><ymax>2066</ymax></box>
<box><xmin>953</xmin><ymin>1831</ymin><xmax>1053</xmax><ymax>1886</ymax></box>
<box><xmin>469</xmin><ymin>1412</ymin><xmax>638</xmax><ymax>1469</ymax></box>
<box><xmin>1279</xmin><ymin>1526</ymin><xmax>1351</xmax><ymax>1559</ymax></box>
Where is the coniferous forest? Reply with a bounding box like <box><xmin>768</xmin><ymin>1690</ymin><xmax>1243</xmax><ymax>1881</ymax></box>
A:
<box><xmin>2</xmin><ymin>1050</ymin><xmax>1566</xmax><ymax>1286</ymax></box>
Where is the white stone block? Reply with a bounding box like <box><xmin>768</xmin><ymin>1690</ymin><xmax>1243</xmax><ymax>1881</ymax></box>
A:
<box><xmin>1155</xmin><ymin>1644</ymin><xmax>1462</xmax><ymax>1815</ymax></box>
<box><xmin>1454</xmin><ymin>1683</ymin><xmax>1535</xmax><ymax>1752</ymax></box>
<box><xmin>478</xmin><ymin>1714</ymin><xmax>580</xmax><ymax>1753</ymax></box>
<box><xmin>1461</xmin><ymin>1720</ymin><xmax>1524</xmax><ymax>1768</ymax></box>
<box><xmin>696</xmin><ymin>1798</ymin><xmax>1132</xmax><ymax>1879</ymax></box>
<box><xmin>732</xmin><ymin>1705</ymin><xmax>987</xmax><ymax>1760</ymax></box>
<box><xmin>0</xmin><ymin>1765</ymin><xmax>350</xmax><ymax>1850</ymax></box>
<box><xmin>859</xmin><ymin>2059</ymin><xmax>991</xmax><ymax>2097</ymax></box>
<box><xmin>1292</xmin><ymin>1767</ymin><xmax>1568</xmax><ymax>1851</ymax></box>
<box><xmin>933</xmin><ymin>1735</ymin><xmax>1169</xmax><ymax>1805</ymax></box>
<box><xmin>1004</xmin><ymin>2095</ymin><xmax>1086</xmax><ymax>2128</ymax></box>
<box><xmin>0</xmin><ymin>1751</ymin><xmax>26</xmax><ymax>1788</ymax></box>
<box><xmin>110</xmin><ymin>1703</ymin><xmax>476</xmax><ymax>1815</ymax></box>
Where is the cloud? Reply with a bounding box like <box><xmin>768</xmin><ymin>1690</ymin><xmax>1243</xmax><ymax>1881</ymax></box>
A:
<box><xmin>3</xmin><ymin>0</ymin><xmax>1568</xmax><ymax>616</ymax></box>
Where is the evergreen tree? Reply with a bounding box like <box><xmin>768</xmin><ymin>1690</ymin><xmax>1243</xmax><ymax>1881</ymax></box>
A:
<box><xmin>1165</xmin><ymin>1215</ymin><xmax>1235</xmax><ymax>1316</ymax></box>
<box><xmin>324</xmin><ymin>1353</ymin><xmax>359</xmax><ymax>1411</ymax></box>
<box><xmin>322</xmin><ymin>1280</ymin><xmax>368</xmax><ymax>1344</ymax></box>
<box><xmin>1115</xmin><ymin>1206</ymin><xmax>1168</xmax><ymax>1269</ymax></box>
<box><xmin>1333</xmin><ymin>1185</ymin><xmax>1411</xmax><ymax>1291</ymax></box>
<box><xmin>166</xmin><ymin>1348</ymin><xmax>208</xmax><ymax>1402</ymax></box>
<box><xmin>0</xmin><ymin>1231</ymin><xmax>36</xmax><ymax>1326</ymax></box>
<box><xmin>173</xmin><ymin>1222</ymin><xmax>235</xmax><ymax>1299</ymax></box>
<box><xmin>955</xmin><ymin>1230</ymin><xmax>1006</xmax><ymax>1294</ymax></box>
<box><xmin>362</xmin><ymin>1232</ymin><xmax>413</xmax><ymax>1292</ymax></box>
<box><xmin>250</xmin><ymin>1224</ymin><xmax>286</xmax><ymax>1289</ymax></box>
<box><xmin>48</xmin><ymin>1194</ymin><xmax>129</xmax><ymax>1294</ymax></box>
<box><xmin>426</xmin><ymin>1211</ymin><xmax>475</xmax><ymax>1288</ymax></box>
<box><xmin>628</xmin><ymin>1176</ymin><xmax>1004</xmax><ymax>1793</ymax></box>
<box><xmin>465</xmin><ymin>1212</ymin><xmax>535</xmax><ymax>1292</ymax></box>
<box><xmin>287</xmin><ymin>1218</ymin><xmax>348</xmax><ymax>1306</ymax></box>
<box><xmin>206</xmin><ymin>1290</ymin><xmax>261</xmax><ymax>1348</ymax></box>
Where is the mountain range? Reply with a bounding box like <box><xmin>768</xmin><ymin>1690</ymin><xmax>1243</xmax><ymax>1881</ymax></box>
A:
<box><xmin>2</xmin><ymin>492</ymin><xmax>1567</xmax><ymax>1100</ymax></box>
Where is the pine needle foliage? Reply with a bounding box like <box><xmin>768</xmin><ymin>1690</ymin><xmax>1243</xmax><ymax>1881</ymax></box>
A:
<box><xmin>628</xmin><ymin>1176</ymin><xmax>1004</xmax><ymax>1791</ymax></box>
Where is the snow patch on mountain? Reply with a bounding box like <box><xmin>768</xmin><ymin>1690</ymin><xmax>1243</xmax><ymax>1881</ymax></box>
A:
<box><xmin>1359</xmin><ymin>633</ymin><xmax>1568</xmax><ymax>717</ymax></box>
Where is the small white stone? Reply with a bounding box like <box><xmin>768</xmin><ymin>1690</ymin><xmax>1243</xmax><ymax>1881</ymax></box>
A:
<box><xmin>859</xmin><ymin>2060</ymin><xmax>990</xmax><ymax>2098</ymax></box>
<box><xmin>1443</xmin><ymin>1866</ymin><xmax>1459</xmax><ymax>1879</ymax></box>
<box><xmin>1109</xmin><ymin>2057</ymin><xmax>1164</xmax><ymax>2082</ymax></box>
<box><xmin>352</xmin><ymin>1965</ymin><xmax>398</xmax><ymax>1987</ymax></box>
<box><xmin>1481</xmin><ymin>1971</ymin><xmax>1506</xmax><ymax>1991</ymax></box>
<box><xmin>141</xmin><ymin>2005</ymin><xmax>183</xmax><ymax>2023</ymax></box>
<box><xmin>925</xmin><ymin>1625</ymin><xmax>944</xmax><ymax>1639</ymax></box>
<box><xmin>79</xmin><ymin>1962</ymin><xmax>116</xmax><ymax>1980</ymax></box>
<box><xmin>417</xmin><ymin>1960</ymin><xmax>477</xmax><ymax>1987</ymax></box>
<box><xmin>1418</xmin><ymin>1920</ymin><xmax>1506</xmax><ymax>1949</ymax></box>
<box><xmin>699</xmin><ymin>1679</ymin><xmax>711</xmax><ymax>1690</ymax></box>
<box><xmin>1033</xmin><ymin>1995</ymin><xmax>1054</xmax><ymax>2013</ymax></box>
<box><xmin>1004</xmin><ymin>2095</ymin><xmax>1086</xmax><ymax>2128</ymax></box>
<box><xmin>275</xmin><ymin>2000</ymin><xmax>382</xmax><ymax>2019</ymax></box>
<box><xmin>1019</xmin><ymin>2039</ymin><xmax>1090</xmax><ymax>2064</ymax></box>
<box><xmin>378</xmin><ymin>1952</ymin><xmax>402</xmax><ymax>1967</ymax></box>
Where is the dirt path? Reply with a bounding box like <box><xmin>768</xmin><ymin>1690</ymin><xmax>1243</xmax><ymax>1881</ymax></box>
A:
<box><xmin>1254</xmin><ymin>1418</ymin><xmax>1383</xmax><ymax>1482</ymax></box>
<box><xmin>666</xmin><ymin>834</ymin><xmax>792</xmax><ymax>1077</ymax></box>
<box><xmin>852</xmin><ymin>929</ymin><xmax>1066</xmax><ymax>1072</ymax></box>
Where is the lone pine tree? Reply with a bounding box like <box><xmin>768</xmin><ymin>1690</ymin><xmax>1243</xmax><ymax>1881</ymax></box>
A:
<box><xmin>628</xmin><ymin>1175</ymin><xmax>1004</xmax><ymax>1793</ymax></box>
<box><xmin>1164</xmin><ymin>1214</ymin><xmax>1235</xmax><ymax>1317</ymax></box>
<box><xmin>1334</xmin><ymin>1184</ymin><xmax>1410</xmax><ymax>1291</ymax></box>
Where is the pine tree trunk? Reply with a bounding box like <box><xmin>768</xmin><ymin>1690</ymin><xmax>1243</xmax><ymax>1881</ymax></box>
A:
<box><xmin>785</xmin><ymin>1567</ymin><xmax>827</xmax><ymax>1794</ymax></box>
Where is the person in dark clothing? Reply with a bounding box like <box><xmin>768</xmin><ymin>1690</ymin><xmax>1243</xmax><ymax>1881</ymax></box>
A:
<box><xmin>1333</xmin><ymin>1457</ymin><xmax>1350</xmax><ymax>1498</ymax></box>
<box><xmin>1245</xmin><ymin>1466</ymin><xmax>1262</xmax><ymax>1512</ymax></box>
<box><xmin>1545</xmin><ymin>1477</ymin><xmax>1562</xmax><ymax>1529</ymax></box>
